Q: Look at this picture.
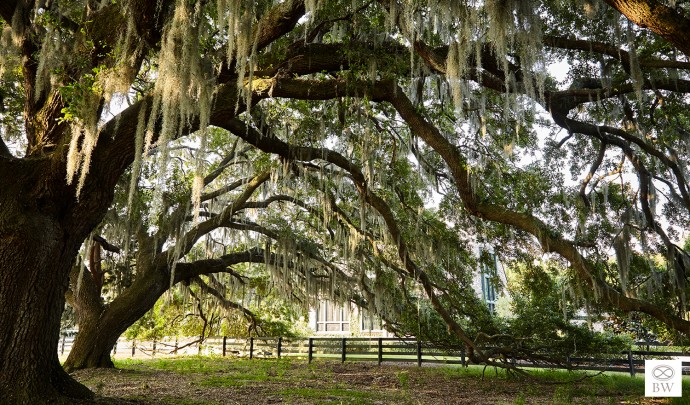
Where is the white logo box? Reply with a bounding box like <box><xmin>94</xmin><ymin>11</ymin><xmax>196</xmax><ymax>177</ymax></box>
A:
<box><xmin>645</xmin><ymin>359</ymin><xmax>683</xmax><ymax>397</ymax></box>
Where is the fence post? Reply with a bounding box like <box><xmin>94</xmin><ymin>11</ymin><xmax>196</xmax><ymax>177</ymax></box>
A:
<box><xmin>222</xmin><ymin>336</ymin><xmax>227</xmax><ymax>357</ymax></box>
<box><xmin>152</xmin><ymin>339</ymin><xmax>156</xmax><ymax>357</ymax></box>
<box><xmin>377</xmin><ymin>338</ymin><xmax>383</xmax><ymax>366</ymax></box>
<box><xmin>175</xmin><ymin>337</ymin><xmax>178</xmax><ymax>354</ymax></box>
<box><xmin>60</xmin><ymin>335</ymin><xmax>66</xmax><ymax>355</ymax></box>
<box><xmin>341</xmin><ymin>338</ymin><xmax>347</xmax><ymax>363</ymax></box>
<box><xmin>628</xmin><ymin>350</ymin><xmax>635</xmax><ymax>377</ymax></box>
<box><xmin>113</xmin><ymin>340</ymin><xmax>117</xmax><ymax>355</ymax></box>
<box><xmin>277</xmin><ymin>337</ymin><xmax>282</xmax><ymax>359</ymax></box>
<box><xmin>460</xmin><ymin>346</ymin><xmax>466</xmax><ymax>367</ymax></box>
<box><xmin>249</xmin><ymin>337</ymin><xmax>254</xmax><ymax>359</ymax></box>
<box><xmin>131</xmin><ymin>340</ymin><xmax>136</xmax><ymax>357</ymax></box>
<box><xmin>417</xmin><ymin>340</ymin><xmax>422</xmax><ymax>367</ymax></box>
<box><xmin>308</xmin><ymin>338</ymin><xmax>314</xmax><ymax>364</ymax></box>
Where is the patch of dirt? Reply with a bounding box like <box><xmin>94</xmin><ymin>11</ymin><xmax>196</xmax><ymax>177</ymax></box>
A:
<box><xmin>70</xmin><ymin>360</ymin><xmax>652</xmax><ymax>404</ymax></box>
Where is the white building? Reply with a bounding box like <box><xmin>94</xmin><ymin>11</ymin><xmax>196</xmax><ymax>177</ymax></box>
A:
<box><xmin>307</xmin><ymin>300</ymin><xmax>393</xmax><ymax>337</ymax></box>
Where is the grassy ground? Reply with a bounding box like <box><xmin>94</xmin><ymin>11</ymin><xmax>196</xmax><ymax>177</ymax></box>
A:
<box><xmin>69</xmin><ymin>356</ymin><xmax>690</xmax><ymax>404</ymax></box>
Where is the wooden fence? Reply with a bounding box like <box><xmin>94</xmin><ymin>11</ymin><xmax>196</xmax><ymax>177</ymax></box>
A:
<box><xmin>58</xmin><ymin>336</ymin><xmax>690</xmax><ymax>377</ymax></box>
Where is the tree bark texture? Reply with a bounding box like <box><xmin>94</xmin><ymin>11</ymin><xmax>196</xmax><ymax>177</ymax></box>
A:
<box><xmin>604</xmin><ymin>0</ymin><xmax>690</xmax><ymax>58</ymax></box>
<box><xmin>0</xmin><ymin>161</ymin><xmax>93</xmax><ymax>403</ymax></box>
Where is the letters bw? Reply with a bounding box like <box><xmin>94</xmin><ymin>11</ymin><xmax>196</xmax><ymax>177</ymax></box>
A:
<box><xmin>653</xmin><ymin>383</ymin><xmax>674</xmax><ymax>393</ymax></box>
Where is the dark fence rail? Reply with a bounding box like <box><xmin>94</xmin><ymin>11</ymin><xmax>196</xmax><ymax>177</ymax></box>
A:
<box><xmin>58</xmin><ymin>336</ymin><xmax>689</xmax><ymax>376</ymax></box>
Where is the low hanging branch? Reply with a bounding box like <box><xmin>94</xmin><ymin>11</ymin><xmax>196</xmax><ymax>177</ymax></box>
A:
<box><xmin>237</xmin><ymin>69</ymin><xmax>690</xmax><ymax>336</ymax></box>
<box><xmin>238</xmin><ymin>25</ymin><xmax>690</xmax><ymax>336</ymax></box>
<box><xmin>385</xmin><ymin>83</ymin><xmax>690</xmax><ymax>336</ymax></box>
<box><xmin>216</xmin><ymin>116</ymin><xmax>531</xmax><ymax>368</ymax></box>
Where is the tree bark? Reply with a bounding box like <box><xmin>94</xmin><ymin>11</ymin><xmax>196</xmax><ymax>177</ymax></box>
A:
<box><xmin>0</xmin><ymin>162</ymin><xmax>93</xmax><ymax>403</ymax></box>
<box><xmin>604</xmin><ymin>0</ymin><xmax>690</xmax><ymax>59</ymax></box>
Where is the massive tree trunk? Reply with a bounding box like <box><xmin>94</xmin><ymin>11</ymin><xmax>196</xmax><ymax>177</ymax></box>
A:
<box><xmin>0</xmin><ymin>239</ymin><xmax>92</xmax><ymax>403</ymax></box>
<box><xmin>0</xmin><ymin>162</ymin><xmax>94</xmax><ymax>403</ymax></box>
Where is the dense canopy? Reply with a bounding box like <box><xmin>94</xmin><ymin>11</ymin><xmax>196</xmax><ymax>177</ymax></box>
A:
<box><xmin>2</xmin><ymin>0</ymin><xmax>690</xmax><ymax>402</ymax></box>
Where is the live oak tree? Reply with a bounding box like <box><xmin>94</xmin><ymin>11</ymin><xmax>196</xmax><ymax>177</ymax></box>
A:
<box><xmin>62</xmin><ymin>133</ymin><xmax>396</xmax><ymax>371</ymax></box>
<box><xmin>3</xmin><ymin>0</ymin><xmax>690</xmax><ymax>402</ymax></box>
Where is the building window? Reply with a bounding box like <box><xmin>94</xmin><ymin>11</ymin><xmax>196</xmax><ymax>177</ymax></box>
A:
<box><xmin>361</xmin><ymin>310</ymin><xmax>383</xmax><ymax>332</ymax></box>
<box><xmin>481</xmin><ymin>254</ymin><xmax>498</xmax><ymax>314</ymax></box>
<box><xmin>316</xmin><ymin>301</ymin><xmax>350</xmax><ymax>332</ymax></box>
